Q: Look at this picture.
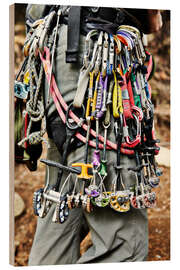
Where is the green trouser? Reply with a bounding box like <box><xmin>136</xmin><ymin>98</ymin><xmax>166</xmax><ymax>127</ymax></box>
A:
<box><xmin>28</xmin><ymin>24</ymin><xmax>148</xmax><ymax>266</ymax></box>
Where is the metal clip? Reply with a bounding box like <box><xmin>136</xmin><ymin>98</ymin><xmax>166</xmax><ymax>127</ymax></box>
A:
<box><xmin>109</xmin><ymin>34</ymin><xmax>114</xmax><ymax>74</ymax></box>
<box><xmin>102</xmin><ymin>32</ymin><xmax>109</xmax><ymax>77</ymax></box>
<box><xmin>122</xmin><ymin>113</ymin><xmax>141</xmax><ymax>148</ymax></box>
<box><xmin>39</xmin><ymin>10</ymin><xmax>56</xmax><ymax>52</ymax></box>
<box><xmin>94</xmin><ymin>31</ymin><xmax>103</xmax><ymax>75</ymax></box>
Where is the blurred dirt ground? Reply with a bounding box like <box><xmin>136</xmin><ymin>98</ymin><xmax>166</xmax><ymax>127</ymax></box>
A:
<box><xmin>13</xmin><ymin>6</ymin><xmax>170</xmax><ymax>266</ymax></box>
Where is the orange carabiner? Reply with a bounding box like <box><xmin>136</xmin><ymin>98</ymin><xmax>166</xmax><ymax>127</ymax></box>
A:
<box><xmin>116</xmin><ymin>35</ymin><xmax>129</xmax><ymax>47</ymax></box>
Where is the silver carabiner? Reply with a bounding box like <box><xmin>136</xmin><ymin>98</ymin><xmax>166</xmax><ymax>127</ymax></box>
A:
<box><xmin>94</xmin><ymin>31</ymin><xmax>103</xmax><ymax>75</ymax></box>
<box><xmin>102</xmin><ymin>32</ymin><xmax>109</xmax><ymax>77</ymax></box>
<box><xmin>39</xmin><ymin>11</ymin><xmax>56</xmax><ymax>52</ymax></box>
<box><xmin>84</xmin><ymin>29</ymin><xmax>98</xmax><ymax>68</ymax></box>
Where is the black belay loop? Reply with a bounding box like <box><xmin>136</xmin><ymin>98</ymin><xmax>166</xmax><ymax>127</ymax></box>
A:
<box><xmin>66</xmin><ymin>6</ymin><xmax>81</xmax><ymax>63</ymax></box>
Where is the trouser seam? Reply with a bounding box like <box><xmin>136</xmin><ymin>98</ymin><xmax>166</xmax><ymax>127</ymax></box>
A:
<box><xmin>130</xmin><ymin>210</ymin><xmax>137</xmax><ymax>259</ymax></box>
<box><xmin>70</xmin><ymin>216</ymin><xmax>84</xmax><ymax>263</ymax></box>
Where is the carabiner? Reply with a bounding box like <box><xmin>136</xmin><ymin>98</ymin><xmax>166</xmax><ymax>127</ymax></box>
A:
<box><xmin>116</xmin><ymin>34</ymin><xmax>129</xmax><ymax>47</ymax></box>
<box><xmin>94</xmin><ymin>31</ymin><xmax>103</xmax><ymax>75</ymax></box>
<box><xmin>95</xmin><ymin>73</ymin><xmax>105</xmax><ymax>119</ymax></box>
<box><xmin>118</xmin><ymin>25</ymin><xmax>141</xmax><ymax>39</ymax></box>
<box><xmin>113</xmin><ymin>35</ymin><xmax>121</xmax><ymax>54</ymax></box>
<box><xmin>117</xmin><ymin>31</ymin><xmax>134</xmax><ymax>50</ymax></box>
<box><xmin>39</xmin><ymin>11</ymin><xmax>56</xmax><ymax>52</ymax></box>
<box><xmin>84</xmin><ymin>29</ymin><xmax>98</xmax><ymax>68</ymax></box>
<box><xmin>102</xmin><ymin>32</ymin><xmax>109</xmax><ymax>77</ymax></box>
<box><xmin>131</xmin><ymin>105</ymin><xmax>143</xmax><ymax>121</ymax></box>
<box><xmin>123</xmin><ymin>114</ymin><xmax>141</xmax><ymax>148</ymax></box>
<box><xmin>66</xmin><ymin>102</ymin><xmax>85</xmax><ymax>130</ymax></box>
<box><xmin>109</xmin><ymin>34</ymin><xmax>114</xmax><ymax>74</ymax></box>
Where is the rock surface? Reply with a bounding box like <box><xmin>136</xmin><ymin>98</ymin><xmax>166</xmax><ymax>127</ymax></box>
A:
<box><xmin>14</xmin><ymin>192</ymin><xmax>25</xmax><ymax>218</ymax></box>
<box><xmin>156</xmin><ymin>147</ymin><xmax>170</xmax><ymax>167</ymax></box>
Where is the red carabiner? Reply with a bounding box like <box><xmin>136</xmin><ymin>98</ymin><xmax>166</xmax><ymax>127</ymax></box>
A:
<box><xmin>123</xmin><ymin>114</ymin><xmax>141</xmax><ymax>148</ymax></box>
<box><xmin>131</xmin><ymin>105</ymin><xmax>143</xmax><ymax>121</ymax></box>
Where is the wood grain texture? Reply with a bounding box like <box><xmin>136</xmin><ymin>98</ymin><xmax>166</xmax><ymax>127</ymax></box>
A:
<box><xmin>9</xmin><ymin>4</ymin><xmax>15</xmax><ymax>266</ymax></box>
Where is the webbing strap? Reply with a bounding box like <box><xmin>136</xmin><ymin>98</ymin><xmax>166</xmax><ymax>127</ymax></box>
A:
<box><xmin>121</xmin><ymin>75</ymin><xmax>133</xmax><ymax>119</ymax></box>
<box><xmin>66</xmin><ymin>6</ymin><xmax>81</xmax><ymax>63</ymax></box>
<box><xmin>73</xmin><ymin>66</ymin><xmax>91</xmax><ymax>108</ymax></box>
<box><xmin>86</xmin><ymin>71</ymin><xmax>94</xmax><ymax>119</ymax></box>
<box><xmin>112</xmin><ymin>70</ymin><xmax>125</xmax><ymax>119</ymax></box>
<box><xmin>127</xmin><ymin>78</ymin><xmax>135</xmax><ymax>107</ymax></box>
<box><xmin>73</xmin><ymin>34</ymin><xmax>99</xmax><ymax>108</ymax></box>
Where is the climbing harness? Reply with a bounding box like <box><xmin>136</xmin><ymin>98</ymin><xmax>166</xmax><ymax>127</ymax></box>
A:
<box><xmin>16</xmin><ymin>6</ymin><xmax>163</xmax><ymax>223</ymax></box>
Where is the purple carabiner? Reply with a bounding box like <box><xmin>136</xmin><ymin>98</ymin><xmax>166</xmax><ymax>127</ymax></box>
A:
<box><xmin>96</xmin><ymin>74</ymin><xmax>108</xmax><ymax>118</ymax></box>
<box><xmin>117</xmin><ymin>31</ymin><xmax>134</xmax><ymax>49</ymax></box>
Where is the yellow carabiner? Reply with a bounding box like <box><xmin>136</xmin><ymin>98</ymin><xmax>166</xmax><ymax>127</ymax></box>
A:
<box><xmin>86</xmin><ymin>71</ymin><xmax>94</xmax><ymax>119</ymax></box>
<box><xmin>112</xmin><ymin>71</ymin><xmax>123</xmax><ymax>118</ymax></box>
<box><xmin>23</xmin><ymin>70</ymin><xmax>30</xmax><ymax>84</ymax></box>
<box><xmin>23</xmin><ymin>42</ymin><xmax>30</xmax><ymax>57</ymax></box>
<box><xmin>23</xmin><ymin>69</ymin><xmax>35</xmax><ymax>85</ymax></box>
<box><xmin>113</xmin><ymin>35</ymin><xmax>121</xmax><ymax>54</ymax></box>
<box><xmin>118</xmin><ymin>25</ymin><xmax>141</xmax><ymax>38</ymax></box>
